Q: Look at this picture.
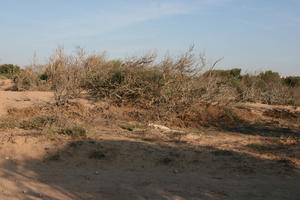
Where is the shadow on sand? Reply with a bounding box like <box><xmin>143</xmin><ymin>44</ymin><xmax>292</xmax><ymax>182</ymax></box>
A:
<box><xmin>1</xmin><ymin>136</ymin><xmax>300</xmax><ymax>200</ymax></box>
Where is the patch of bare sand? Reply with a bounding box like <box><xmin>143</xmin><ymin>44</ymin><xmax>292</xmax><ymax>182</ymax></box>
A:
<box><xmin>0</xmin><ymin>91</ymin><xmax>54</xmax><ymax>116</ymax></box>
<box><xmin>0</xmin><ymin>78</ymin><xmax>54</xmax><ymax>116</ymax></box>
<box><xmin>0</xmin><ymin>78</ymin><xmax>14</xmax><ymax>91</ymax></box>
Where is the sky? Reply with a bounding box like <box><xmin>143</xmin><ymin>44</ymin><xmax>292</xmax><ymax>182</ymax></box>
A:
<box><xmin>0</xmin><ymin>0</ymin><xmax>299</xmax><ymax>76</ymax></box>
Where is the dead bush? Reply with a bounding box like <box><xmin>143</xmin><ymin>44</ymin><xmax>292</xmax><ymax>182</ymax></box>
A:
<box><xmin>45</xmin><ymin>47</ymin><xmax>86</xmax><ymax>102</ymax></box>
<box><xmin>10</xmin><ymin>46</ymin><xmax>300</xmax><ymax>131</ymax></box>
<box><xmin>83</xmin><ymin>46</ymin><xmax>232</xmax><ymax>115</ymax></box>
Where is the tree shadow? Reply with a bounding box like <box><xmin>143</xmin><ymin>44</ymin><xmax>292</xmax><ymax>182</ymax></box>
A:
<box><xmin>1</xmin><ymin>138</ymin><xmax>300</xmax><ymax>200</ymax></box>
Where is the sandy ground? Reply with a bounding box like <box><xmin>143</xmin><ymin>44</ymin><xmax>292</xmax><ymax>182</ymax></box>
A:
<box><xmin>0</xmin><ymin>91</ymin><xmax>54</xmax><ymax>116</ymax></box>
<box><xmin>0</xmin><ymin>128</ymin><xmax>299</xmax><ymax>200</ymax></box>
<box><xmin>0</xmin><ymin>79</ymin><xmax>299</xmax><ymax>200</ymax></box>
<box><xmin>0</xmin><ymin>77</ymin><xmax>54</xmax><ymax>116</ymax></box>
<box><xmin>0</xmin><ymin>78</ymin><xmax>13</xmax><ymax>91</ymax></box>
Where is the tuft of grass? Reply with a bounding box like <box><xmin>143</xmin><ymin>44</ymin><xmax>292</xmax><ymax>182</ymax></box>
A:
<box><xmin>20</xmin><ymin>116</ymin><xmax>56</xmax><ymax>130</ymax></box>
<box><xmin>58</xmin><ymin>126</ymin><xmax>87</xmax><ymax>138</ymax></box>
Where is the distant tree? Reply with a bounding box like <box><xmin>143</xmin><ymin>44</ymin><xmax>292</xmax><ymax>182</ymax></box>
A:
<box><xmin>0</xmin><ymin>64</ymin><xmax>20</xmax><ymax>75</ymax></box>
<box><xmin>259</xmin><ymin>70</ymin><xmax>281</xmax><ymax>83</ymax></box>
<box><xmin>203</xmin><ymin>68</ymin><xmax>241</xmax><ymax>79</ymax></box>
<box><xmin>283</xmin><ymin>76</ymin><xmax>300</xmax><ymax>87</ymax></box>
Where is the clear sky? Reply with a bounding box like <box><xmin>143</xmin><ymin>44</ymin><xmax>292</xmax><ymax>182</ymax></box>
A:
<box><xmin>0</xmin><ymin>0</ymin><xmax>299</xmax><ymax>76</ymax></box>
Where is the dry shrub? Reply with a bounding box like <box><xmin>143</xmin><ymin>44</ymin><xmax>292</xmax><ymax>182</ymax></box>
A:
<box><xmin>83</xmin><ymin>46</ymin><xmax>231</xmax><ymax>115</ymax></box>
<box><xmin>45</xmin><ymin>47</ymin><xmax>86</xmax><ymax>102</ymax></box>
<box><xmin>11</xmin><ymin>46</ymin><xmax>240</xmax><ymax>111</ymax></box>
<box><xmin>14</xmin><ymin>66</ymin><xmax>50</xmax><ymax>91</ymax></box>
<box><xmin>10</xmin><ymin>46</ymin><xmax>300</xmax><ymax>130</ymax></box>
<box><xmin>291</xmin><ymin>87</ymin><xmax>300</xmax><ymax>106</ymax></box>
<box><xmin>45</xmin><ymin>48</ymin><xmax>110</xmax><ymax>103</ymax></box>
<box><xmin>14</xmin><ymin>47</ymin><xmax>107</xmax><ymax>103</ymax></box>
<box><xmin>12</xmin><ymin>46</ymin><xmax>299</xmax><ymax>108</ymax></box>
<box><xmin>238</xmin><ymin>72</ymin><xmax>294</xmax><ymax>105</ymax></box>
<box><xmin>168</xmin><ymin>104</ymin><xmax>244</xmax><ymax>128</ymax></box>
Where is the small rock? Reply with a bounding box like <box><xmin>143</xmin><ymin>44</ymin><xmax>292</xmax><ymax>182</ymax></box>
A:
<box><xmin>148</xmin><ymin>123</ymin><xmax>171</xmax><ymax>131</ymax></box>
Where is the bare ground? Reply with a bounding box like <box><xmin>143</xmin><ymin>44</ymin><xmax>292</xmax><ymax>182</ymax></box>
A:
<box><xmin>0</xmin><ymin>77</ymin><xmax>54</xmax><ymax>116</ymax></box>
<box><xmin>0</xmin><ymin>80</ymin><xmax>299</xmax><ymax>200</ymax></box>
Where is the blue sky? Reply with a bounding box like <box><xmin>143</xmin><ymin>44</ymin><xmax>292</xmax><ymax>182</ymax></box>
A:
<box><xmin>0</xmin><ymin>0</ymin><xmax>299</xmax><ymax>75</ymax></box>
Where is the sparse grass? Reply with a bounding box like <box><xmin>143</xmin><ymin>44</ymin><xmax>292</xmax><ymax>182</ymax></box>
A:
<box><xmin>58</xmin><ymin>126</ymin><xmax>87</xmax><ymax>138</ymax></box>
<box><xmin>1</xmin><ymin>101</ymin><xmax>91</xmax><ymax>139</ymax></box>
<box><xmin>20</xmin><ymin>116</ymin><xmax>56</xmax><ymax>130</ymax></box>
<box><xmin>0</xmin><ymin>118</ymin><xmax>18</xmax><ymax>129</ymax></box>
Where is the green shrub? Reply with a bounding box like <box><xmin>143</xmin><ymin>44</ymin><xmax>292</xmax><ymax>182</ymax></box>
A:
<box><xmin>0</xmin><ymin>64</ymin><xmax>20</xmax><ymax>79</ymax></box>
<box><xmin>204</xmin><ymin>68</ymin><xmax>241</xmax><ymax>79</ymax></box>
<box><xmin>259</xmin><ymin>70</ymin><xmax>281</xmax><ymax>83</ymax></box>
<box><xmin>229</xmin><ymin>68</ymin><xmax>241</xmax><ymax>78</ymax></box>
<box><xmin>284</xmin><ymin>76</ymin><xmax>300</xmax><ymax>87</ymax></box>
<box><xmin>0</xmin><ymin>64</ymin><xmax>20</xmax><ymax>74</ymax></box>
<box><xmin>39</xmin><ymin>73</ymin><xmax>49</xmax><ymax>81</ymax></box>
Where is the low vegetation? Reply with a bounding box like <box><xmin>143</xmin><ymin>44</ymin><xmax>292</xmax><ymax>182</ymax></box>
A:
<box><xmin>0</xmin><ymin>102</ymin><xmax>89</xmax><ymax>138</ymax></box>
